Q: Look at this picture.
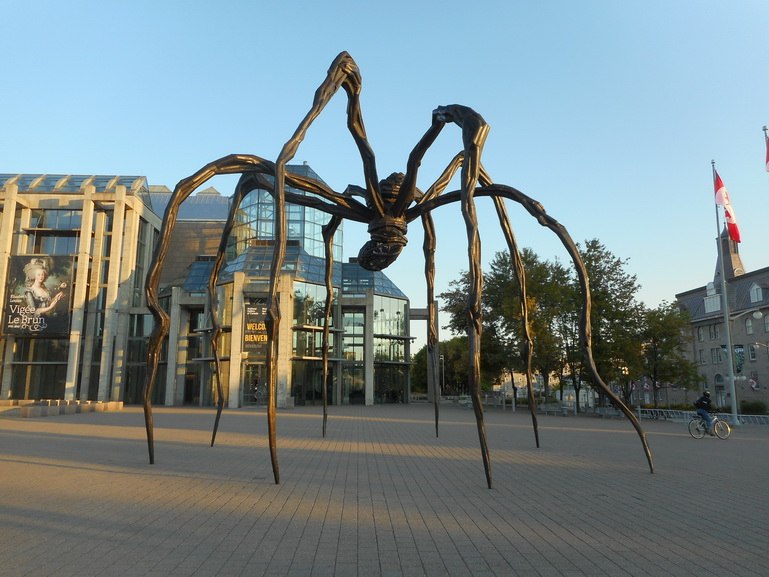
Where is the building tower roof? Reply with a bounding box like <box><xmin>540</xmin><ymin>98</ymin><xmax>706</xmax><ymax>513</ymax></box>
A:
<box><xmin>713</xmin><ymin>226</ymin><xmax>745</xmax><ymax>285</ymax></box>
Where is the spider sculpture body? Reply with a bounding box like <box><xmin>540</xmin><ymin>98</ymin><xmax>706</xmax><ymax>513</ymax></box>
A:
<box><xmin>142</xmin><ymin>52</ymin><xmax>654</xmax><ymax>489</ymax></box>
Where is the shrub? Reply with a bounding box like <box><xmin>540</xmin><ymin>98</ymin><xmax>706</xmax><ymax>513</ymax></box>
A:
<box><xmin>740</xmin><ymin>400</ymin><xmax>768</xmax><ymax>415</ymax></box>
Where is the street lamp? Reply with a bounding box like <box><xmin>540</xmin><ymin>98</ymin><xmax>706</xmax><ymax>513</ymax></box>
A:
<box><xmin>751</xmin><ymin>341</ymin><xmax>769</xmax><ymax>389</ymax></box>
<box><xmin>722</xmin><ymin>308</ymin><xmax>764</xmax><ymax>426</ymax></box>
<box><xmin>439</xmin><ymin>354</ymin><xmax>445</xmax><ymax>398</ymax></box>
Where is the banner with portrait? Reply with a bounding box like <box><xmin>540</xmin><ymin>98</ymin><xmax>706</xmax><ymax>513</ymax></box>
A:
<box><xmin>3</xmin><ymin>255</ymin><xmax>74</xmax><ymax>337</ymax></box>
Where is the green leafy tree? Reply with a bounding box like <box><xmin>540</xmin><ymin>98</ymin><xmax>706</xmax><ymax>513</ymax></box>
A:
<box><xmin>576</xmin><ymin>239</ymin><xmax>645</xmax><ymax>407</ymax></box>
<box><xmin>410</xmin><ymin>345</ymin><xmax>429</xmax><ymax>395</ymax></box>
<box><xmin>483</xmin><ymin>249</ymin><xmax>572</xmax><ymax>399</ymax></box>
<box><xmin>641</xmin><ymin>301</ymin><xmax>701</xmax><ymax>407</ymax></box>
<box><xmin>440</xmin><ymin>239</ymin><xmax>649</xmax><ymax>413</ymax></box>
<box><xmin>439</xmin><ymin>273</ymin><xmax>509</xmax><ymax>389</ymax></box>
<box><xmin>440</xmin><ymin>336</ymin><xmax>472</xmax><ymax>395</ymax></box>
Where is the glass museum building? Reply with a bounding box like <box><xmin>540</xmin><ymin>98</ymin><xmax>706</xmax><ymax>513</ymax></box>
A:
<box><xmin>0</xmin><ymin>166</ymin><xmax>413</xmax><ymax>408</ymax></box>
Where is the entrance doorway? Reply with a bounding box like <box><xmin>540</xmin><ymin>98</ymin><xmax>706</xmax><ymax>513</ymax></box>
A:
<box><xmin>243</xmin><ymin>363</ymin><xmax>266</xmax><ymax>406</ymax></box>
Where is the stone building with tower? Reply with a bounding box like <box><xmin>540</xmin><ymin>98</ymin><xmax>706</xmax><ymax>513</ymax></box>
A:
<box><xmin>676</xmin><ymin>228</ymin><xmax>769</xmax><ymax>410</ymax></box>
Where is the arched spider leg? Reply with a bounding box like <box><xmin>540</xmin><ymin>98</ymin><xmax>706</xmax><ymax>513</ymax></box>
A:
<box><xmin>207</xmin><ymin>168</ymin><xmax>367</xmax><ymax>444</ymax></box>
<box><xmin>478</xmin><ymin>167</ymin><xmax>540</xmax><ymax>448</ymax></box>
<box><xmin>410</xmin><ymin>184</ymin><xmax>654</xmax><ymax>473</ymax></box>
<box><xmin>491</xmin><ymin>196</ymin><xmax>539</xmax><ymax>446</ymax></box>
<box><xmin>321</xmin><ymin>215</ymin><xmax>343</xmax><ymax>437</ymax></box>
<box><xmin>401</xmin><ymin>105</ymin><xmax>493</xmax><ymax>487</ymax></box>
<box><xmin>265</xmin><ymin>51</ymin><xmax>386</xmax><ymax>483</ymax></box>
<box><xmin>429</xmin><ymin>104</ymin><xmax>493</xmax><ymax>488</ymax></box>
<box><xmin>415</xmin><ymin>154</ymin><xmax>542</xmax><ymax>449</ymax></box>
<box><xmin>208</xmin><ymin>171</ymin><xmax>284</xmax><ymax>448</ymax></box>
<box><xmin>475</xmin><ymin>184</ymin><xmax>655</xmax><ymax>473</ymax></box>
<box><xmin>143</xmin><ymin>154</ymin><xmax>274</xmax><ymax>464</ymax></box>
<box><xmin>202</xmin><ymin>169</ymin><xmax>365</xmax><ymax>482</ymax></box>
<box><xmin>416</xmin><ymin>153</ymin><xmax>465</xmax><ymax>437</ymax></box>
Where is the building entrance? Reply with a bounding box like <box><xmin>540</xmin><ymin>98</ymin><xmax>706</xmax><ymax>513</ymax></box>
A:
<box><xmin>242</xmin><ymin>363</ymin><xmax>266</xmax><ymax>406</ymax></box>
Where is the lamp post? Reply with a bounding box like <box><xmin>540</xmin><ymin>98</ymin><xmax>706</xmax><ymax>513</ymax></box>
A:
<box><xmin>750</xmin><ymin>340</ymin><xmax>769</xmax><ymax>391</ymax></box>
<box><xmin>722</xmin><ymin>308</ymin><xmax>764</xmax><ymax>426</ymax></box>
<box><xmin>439</xmin><ymin>354</ymin><xmax>445</xmax><ymax>398</ymax></box>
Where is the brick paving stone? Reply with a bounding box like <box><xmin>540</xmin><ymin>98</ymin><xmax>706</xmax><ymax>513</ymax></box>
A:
<box><xmin>2</xmin><ymin>404</ymin><xmax>769</xmax><ymax>576</ymax></box>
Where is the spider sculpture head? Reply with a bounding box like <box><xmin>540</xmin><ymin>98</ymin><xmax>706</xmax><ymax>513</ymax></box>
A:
<box><xmin>357</xmin><ymin>172</ymin><xmax>409</xmax><ymax>271</ymax></box>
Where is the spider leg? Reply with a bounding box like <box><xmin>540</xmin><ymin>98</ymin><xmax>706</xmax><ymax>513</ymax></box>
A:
<box><xmin>262</xmin><ymin>51</ymin><xmax>382</xmax><ymax>483</ymax></box>
<box><xmin>203</xmin><ymin>169</ymin><xmax>367</xmax><ymax>482</ymax></box>
<box><xmin>415</xmin><ymin>152</ymin><xmax>464</xmax><ymax>208</ymax></box>
<box><xmin>280</xmin><ymin>51</ymin><xmax>385</xmax><ymax>215</ymax></box>
<box><xmin>430</xmin><ymin>104</ymin><xmax>492</xmax><ymax>488</ymax></box>
<box><xmin>413</xmin><ymin>160</ymin><xmax>542</xmax><ymax>449</ymax></box>
<box><xmin>143</xmin><ymin>154</ymin><xmax>274</xmax><ymax>465</ymax></box>
<box><xmin>416</xmin><ymin>154</ymin><xmax>468</xmax><ymax>438</ymax></box>
<box><xmin>208</xmin><ymin>171</ymin><xmax>275</xmax><ymax>447</ymax></box>
<box><xmin>475</xmin><ymin>183</ymin><xmax>655</xmax><ymax>474</ymax></box>
<box><xmin>394</xmin><ymin>118</ymin><xmax>446</xmax><ymax>215</ymax></box>
<box><xmin>321</xmin><ymin>216</ymin><xmax>343</xmax><ymax>437</ymax></box>
<box><xmin>480</xmin><ymin>168</ymin><xmax>540</xmax><ymax>448</ymax></box>
<box><xmin>421</xmin><ymin>212</ymin><xmax>440</xmax><ymax>437</ymax></box>
<box><xmin>409</xmin><ymin>183</ymin><xmax>655</xmax><ymax>474</ymax></box>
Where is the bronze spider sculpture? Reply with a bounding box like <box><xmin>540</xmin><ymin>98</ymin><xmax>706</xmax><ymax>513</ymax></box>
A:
<box><xmin>142</xmin><ymin>51</ymin><xmax>654</xmax><ymax>489</ymax></box>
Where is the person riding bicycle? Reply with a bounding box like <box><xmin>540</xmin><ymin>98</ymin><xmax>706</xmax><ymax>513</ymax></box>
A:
<box><xmin>695</xmin><ymin>390</ymin><xmax>714</xmax><ymax>435</ymax></box>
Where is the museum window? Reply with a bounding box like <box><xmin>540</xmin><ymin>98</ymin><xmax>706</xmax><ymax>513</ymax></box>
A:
<box><xmin>371</xmin><ymin>295</ymin><xmax>408</xmax><ymax>403</ymax></box>
<box><xmin>132</xmin><ymin>219</ymin><xmax>150</xmax><ymax>307</ymax></box>
<box><xmin>124</xmin><ymin>314</ymin><xmax>158</xmax><ymax>404</ymax></box>
<box><xmin>294</xmin><ymin>282</ymin><xmax>336</xmax><ymax>327</ymax></box>
<box><xmin>229</xmin><ymin>178</ymin><xmax>342</xmax><ymax>262</ymax></box>
<box><xmin>10</xmin><ymin>337</ymin><xmax>69</xmax><ymax>400</ymax></box>
<box><xmin>25</xmin><ymin>208</ymin><xmax>82</xmax><ymax>255</ymax></box>
<box><xmin>342</xmin><ymin>311</ymin><xmax>364</xmax><ymax>362</ymax></box>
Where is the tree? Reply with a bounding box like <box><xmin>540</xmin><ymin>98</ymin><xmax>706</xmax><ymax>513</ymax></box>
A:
<box><xmin>440</xmin><ymin>239</ymin><xmax>649</xmax><ymax>413</ymax></box>
<box><xmin>641</xmin><ymin>301</ymin><xmax>701</xmax><ymax>407</ymax></box>
<box><xmin>439</xmin><ymin>272</ymin><xmax>510</xmax><ymax>389</ymax></box>
<box><xmin>439</xmin><ymin>336</ymin><xmax>472</xmax><ymax>395</ymax></box>
<box><xmin>576</xmin><ymin>239</ymin><xmax>645</xmax><ymax>407</ymax></box>
<box><xmin>410</xmin><ymin>345</ymin><xmax>429</xmax><ymax>395</ymax></box>
<box><xmin>483</xmin><ymin>249</ymin><xmax>572</xmax><ymax>399</ymax></box>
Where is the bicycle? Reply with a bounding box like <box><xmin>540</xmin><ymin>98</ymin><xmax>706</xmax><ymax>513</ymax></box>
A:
<box><xmin>688</xmin><ymin>413</ymin><xmax>731</xmax><ymax>439</ymax></box>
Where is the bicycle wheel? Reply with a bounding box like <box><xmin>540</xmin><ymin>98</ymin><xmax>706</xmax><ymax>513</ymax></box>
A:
<box><xmin>688</xmin><ymin>418</ymin><xmax>705</xmax><ymax>439</ymax></box>
<box><xmin>714</xmin><ymin>419</ymin><xmax>731</xmax><ymax>440</ymax></box>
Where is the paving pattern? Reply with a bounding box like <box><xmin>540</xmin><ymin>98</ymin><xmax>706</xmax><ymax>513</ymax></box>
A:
<box><xmin>1</xmin><ymin>403</ymin><xmax>767</xmax><ymax>576</ymax></box>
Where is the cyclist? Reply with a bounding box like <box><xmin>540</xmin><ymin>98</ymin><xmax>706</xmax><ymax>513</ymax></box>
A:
<box><xmin>695</xmin><ymin>390</ymin><xmax>714</xmax><ymax>435</ymax></box>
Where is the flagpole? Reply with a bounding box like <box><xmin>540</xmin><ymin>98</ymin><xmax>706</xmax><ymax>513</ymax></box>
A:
<box><xmin>764</xmin><ymin>126</ymin><xmax>769</xmax><ymax>173</ymax></box>
<box><xmin>712</xmin><ymin>160</ymin><xmax>740</xmax><ymax>427</ymax></box>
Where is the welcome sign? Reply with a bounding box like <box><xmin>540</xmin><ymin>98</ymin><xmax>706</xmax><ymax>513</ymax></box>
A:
<box><xmin>243</xmin><ymin>297</ymin><xmax>269</xmax><ymax>358</ymax></box>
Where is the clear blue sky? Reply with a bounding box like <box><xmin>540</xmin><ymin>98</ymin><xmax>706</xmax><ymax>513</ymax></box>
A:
<box><xmin>3</xmin><ymin>0</ymin><xmax>768</xmax><ymax>349</ymax></box>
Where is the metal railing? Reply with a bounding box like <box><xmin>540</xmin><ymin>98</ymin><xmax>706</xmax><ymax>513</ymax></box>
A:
<box><xmin>637</xmin><ymin>408</ymin><xmax>769</xmax><ymax>425</ymax></box>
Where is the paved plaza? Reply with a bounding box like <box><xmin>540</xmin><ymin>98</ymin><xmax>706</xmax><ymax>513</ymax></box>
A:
<box><xmin>1</xmin><ymin>402</ymin><xmax>767</xmax><ymax>577</ymax></box>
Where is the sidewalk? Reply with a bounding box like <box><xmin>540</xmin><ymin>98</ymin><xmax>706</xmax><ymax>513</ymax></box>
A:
<box><xmin>1</xmin><ymin>403</ymin><xmax>767</xmax><ymax>577</ymax></box>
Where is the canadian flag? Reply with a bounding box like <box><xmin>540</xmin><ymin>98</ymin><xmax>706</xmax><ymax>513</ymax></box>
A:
<box><xmin>714</xmin><ymin>170</ymin><xmax>741</xmax><ymax>243</ymax></box>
